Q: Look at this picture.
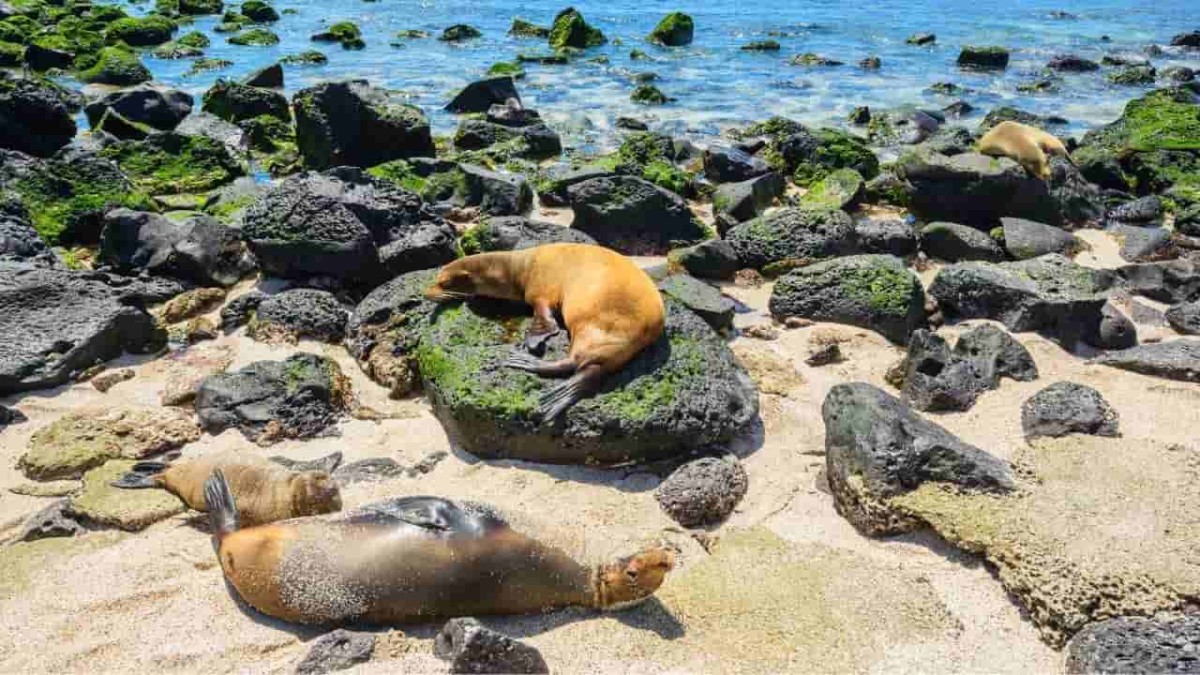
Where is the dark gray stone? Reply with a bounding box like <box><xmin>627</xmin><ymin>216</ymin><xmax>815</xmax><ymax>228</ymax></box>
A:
<box><xmin>823</xmin><ymin>382</ymin><xmax>1016</xmax><ymax>535</ymax></box>
<box><xmin>654</xmin><ymin>456</ymin><xmax>748</xmax><ymax>527</ymax></box>
<box><xmin>1092</xmin><ymin>339</ymin><xmax>1200</xmax><ymax>382</ymax></box>
<box><xmin>768</xmin><ymin>254</ymin><xmax>926</xmax><ymax>344</ymax></box>
<box><xmin>1161</xmin><ymin>66</ymin><xmax>1196</xmax><ymax>83</ymax></box>
<box><xmin>0</xmin><ymin>215</ymin><xmax>58</xmax><ymax>267</ymax></box>
<box><xmin>954</xmin><ymin>323</ymin><xmax>1039</xmax><ymax>383</ymax></box>
<box><xmin>293</xmin><ymin>80</ymin><xmax>435</xmax><ymax>170</ymax></box>
<box><xmin>202</xmin><ymin>79</ymin><xmax>289</xmax><ymax>124</ymax></box>
<box><xmin>0</xmin><ymin>77</ymin><xmax>77</xmax><ymax>158</ymax></box>
<box><xmin>897</xmin><ymin>149</ymin><xmax>1060</xmax><ymax>227</ymax></box>
<box><xmin>445</xmin><ymin>76</ymin><xmax>521</xmax><ymax>114</ymax></box>
<box><xmin>918</xmin><ymin>126</ymin><xmax>974</xmax><ymax>156</ymax></box>
<box><xmin>221</xmin><ymin>291</ymin><xmax>265</xmax><ymax>332</ymax></box>
<box><xmin>19</xmin><ymin>499</ymin><xmax>86</xmax><ymax>542</ymax></box>
<box><xmin>536</xmin><ymin>166</ymin><xmax>615</xmax><ymax>207</ymax></box>
<box><xmin>1001</xmin><ymin>217</ymin><xmax>1079</xmax><ymax>260</ymax></box>
<box><xmin>453</xmin><ymin>118</ymin><xmax>562</xmax><ymax>160</ymax></box>
<box><xmin>712</xmin><ymin>173</ymin><xmax>785</xmax><ymax>232</ymax></box>
<box><xmin>897</xmin><ymin>324</ymin><xmax>1035</xmax><ymax>412</ymax></box>
<box><xmin>460</xmin><ymin>164</ymin><xmax>532</xmax><ymax>216</ymax></box>
<box><xmin>295</xmin><ymin>629</ymin><xmax>375</xmax><ymax>675</ymax></box>
<box><xmin>244</xmin><ymin>63</ymin><xmax>284</xmax><ymax>88</ymax></box>
<box><xmin>1166</xmin><ymin>300</ymin><xmax>1200</xmax><ymax>334</ymax></box>
<box><xmin>1047</xmin><ymin>54</ymin><xmax>1100</xmax><ymax>72</ymax></box>
<box><xmin>0</xmin><ymin>403</ymin><xmax>27</xmax><ymax>427</ymax></box>
<box><xmin>667</xmin><ymin>239</ymin><xmax>740</xmax><ymax>280</ymax></box>
<box><xmin>254</xmin><ymin>289</ymin><xmax>348</xmax><ymax>343</ymax></box>
<box><xmin>1107</xmin><ymin>196</ymin><xmax>1163</xmax><ymax>224</ymax></box>
<box><xmin>920</xmin><ymin>221</ymin><xmax>1005</xmax><ymax>262</ymax></box>
<box><xmin>1108</xmin><ymin>223</ymin><xmax>1174</xmax><ymax>262</ymax></box>
<box><xmin>434</xmin><ymin>618</ymin><xmax>548</xmax><ymax>674</ymax></box>
<box><xmin>176</xmin><ymin>112</ymin><xmax>249</xmax><ymax>154</ymax></box>
<box><xmin>805</xmin><ymin>343</ymin><xmax>844</xmax><ymax>366</ymax></box>
<box><xmin>460</xmin><ymin>216</ymin><xmax>595</xmax><ymax>253</ymax></box>
<box><xmin>99</xmin><ymin>210</ymin><xmax>254</xmax><ymax>287</ymax></box>
<box><xmin>567</xmin><ymin>176</ymin><xmax>706</xmax><ymax>255</ymax></box>
<box><xmin>84</xmin><ymin>84</ymin><xmax>194</xmax><ymax>133</ymax></box>
<box><xmin>486</xmin><ymin>100</ymin><xmax>540</xmax><ymax>128</ymax></box>
<box><xmin>0</xmin><ymin>263</ymin><xmax>171</xmax><ymax>395</ymax></box>
<box><xmin>656</xmin><ymin>274</ymin><xmax>735</xmax><ymax>332</ymax></box>
<box><xmin>1116</xmin><ymin>259</ymin><xmax>1200</xmax><ymax>304</ymax></box>
<box><xmin>726</xmin><ymin>207</ymin><xmax>857</xmax><ymax>269</ymax></box>
<box><xmin>703</xmin><ymin>145</ymin><xmax>771</xmax><ymax>183</ymax></box>
<box><xmin>1066</xmin><ymin>615</ymin><xmax>1200</xmax><ymax>675</ymax></box>
<box><xmin>1021</xmin><ymin>381</ymin><xmax>1119</xmax><ymax>440</ymax></box>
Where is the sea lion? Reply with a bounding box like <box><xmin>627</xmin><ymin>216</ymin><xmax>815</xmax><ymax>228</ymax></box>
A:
<box><xmin>113</xmin><ymin>452</ymin><xmax>342</xmax><ymax>526</ymax></box>
<box><xmin>423</xmin><ymin>243</ymin><xmax>666</xmax><ymax>421</ymax></box>
<box><xmin>204</xmin><ymin>470</ymin><xmax>676</xmax><ymax>624</ymax></box>
<box><xmin>977</xmin><ymin>121</ymin><xmax>1073</xmax><ymax>180</ymax></box>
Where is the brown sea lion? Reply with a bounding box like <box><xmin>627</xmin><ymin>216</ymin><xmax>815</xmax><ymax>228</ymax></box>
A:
<box><xmin>113</xmin><ymin>452</ymin><xmax>342</xmax><ymax>526</ymax></box>
<box><xmin>204</xmin><ymin>470</ymin><xmax>676</xmax><ymax>624</ymax></box>
<box><xmin>977</xmin><ymin>120</ymin><xmax>1073</xmax><ymax>180</ymax></box>
<box><xmin>423</xmin><ymin>243</ymin><xmax>666</xmax><ymax>420</ymax></box>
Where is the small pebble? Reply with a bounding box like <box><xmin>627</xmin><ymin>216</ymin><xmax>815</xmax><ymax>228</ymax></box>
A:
<box><xmin>805</xmin><ymin>343</ymin><xmax>844</xmax><ymax>366</ymax></box>
<box><xmin>743</xmin><ymin>323</ymin><xmax>779</xmax><ymax>340</ymax></box>
<box><xmin>91</xmin><ymin>368</ymin><xmax>135</xmax><ymax>393</ymax></box>
<box><xmin>784</xmin><ymin>316</ymin><xmax>814</xmax><ymax>329</ymax></box>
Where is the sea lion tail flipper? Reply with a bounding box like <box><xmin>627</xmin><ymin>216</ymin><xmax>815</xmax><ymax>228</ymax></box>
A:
<box><xmin>204</xmin><ymin>469</ymin><xmax>241</xmax><ymax>546</ymax></box>
<box><xmin>110</xmin><ymin>461</ymin><xmax>169</xmax><ymax>489</ymax></box>
<box><xmin>536</xmin><ymin>368</ymin><xmax>601</xmax><ymax>422</ymax></box>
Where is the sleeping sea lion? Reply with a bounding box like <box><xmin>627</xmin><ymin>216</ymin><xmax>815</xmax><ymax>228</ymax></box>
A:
<box><xmin>977</xmin><ymin>120</ymin><xmax>1073</xmax><ymax>180</ymax></box>
<box><xmin>204</xmin><ymin>470</ymin><xmax>676</xmax><ymax>624</ymax></box>
<box><xmin>423</xmin><ymin>243</ymin><xmax>666</xmax><ymax>421</ymax></box>
<box><xmin>113</xmin><ymin>452</ymin><xmax>342</xmax><ymax>526</ymax></box>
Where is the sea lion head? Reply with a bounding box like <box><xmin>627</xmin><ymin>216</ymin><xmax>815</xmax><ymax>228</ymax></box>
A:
<box><xmin>424</xmin><ymin>254</ymin><xmax>524</xmax><ymax>303</ymax></box>
<box><xmin>290</xmin><ymin>472</ymin><xmax>342</xmax><ymax>517</ymax></box>
<box><xmin>594</xmin><ymin>547</ymin><xmax>677</xmax><ymax>611</ymax></box>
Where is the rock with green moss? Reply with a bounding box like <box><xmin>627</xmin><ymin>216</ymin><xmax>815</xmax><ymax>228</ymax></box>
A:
<box><xmin>69</xmin><ymin>459</ymin><xmax>186</xmax><ymax>530</ymax></box>
<box><xmin>1107</xmin><ymin>64</ymin><xmax>1156</xmax><ymax>85</ymax></box>
<box><xmin>100</xmin><ymin>132</ymin><xmax>244</xmax><ymax>195</ymax></box>
<box><xmin>896</xmin><ymin>148</ymin><xmax>1060</xmax><ymax>227</ymax></box>
<box><xmin>201</xmin><ymin>78</ymin><xmax>288</xmax><ymax>123</ymax></box>
<box><xmin>792</xmin><ymin>128</ymin><xmax>878</xmax><ymax>186</ymax></box>
<box><xmin>84</xmin><ymin>83</ymin><xmax>193</xmax><ymax>133</ymax></box>
<box><xmin>228</xmin><ymin>27</ymin><xmax>278</xmax><ymax>46</ymax></box>
<box><xmin>769</xmin><ymin>254</ymin><xmax>926</xmax><ymax>344</ymax></box>
<box><xmin>181</xmin><ymin>0</ymin><xmax>224</xmax><ymax>15</ymax></box>
<box><xmin>240</xmin><ymin>0</ymin><xmax>277</xmax><ymax>22</ymax></box>
<box><xmin>631</xmin><ymin>84</ymin><xmax>669</xmax><ymax>105</ymax></box>
<box><xmin>311</xmin><ymin>21</ymin><xmax>364</xmax><ymax>48</ymax></box>
<box><xmin>439</xmin><ymin>23</ymin><xmax>480</xmax><ymax>41</ymax></box>
<box><xmin>548</xmin><ymin>7</ymin><xmax>605</xmax><ymax>49</ymax></box>
<box><xmin>919</xmin><ymin>221</ymin><xmax>1005</xmax><ymax>262</ymax></box>
<box><xmin>150</xmin><ymin>41</ymin><xmax>203</xmax><ymax>59</ymax></box>
<box><xmin>281</xmin><ymin>49</ymin><xmax>326</xmax><ymax>65</ymax></box>
<box><xmin>741</xmin><ymin>40</ymin><xmax>780</xmax><ymax>51</ymax></box>
<box><xmin>344</xmin><ymin>268</ymin><xmax>440</xmax><ymax>397</ymax></box>
<box><xmin>104</xmin><ymin>15</ymin><xmax>176</xmax><ymax>47</ymax></box>
<box><xmin>195</xmin><ymin>352</ymin><xmax>353</xmax><ymax>444</ymax></box>
<box><xmin>567</xmin><ymin>175</ymin><xmax>705</xmax><ymax>254</ymax></box>
<box><xmin>796</xmin><ymin>168</ymin><xmax>863</xmax><ymax>211</ymax></box>
<box><xmin>957</xmin><ymin>45</ymin><xmax>1009</xmax><ymax>70</ymax></box>
<box><xmin>452</xmin><ymin>118</ymin><xmax>562</xmax><ymax>161</ymax></box>
<box><xmin>0</xmin><ymin>76</ymin><xmax>77</xmax><ymax>157</ymax></box>
<box><xmin>648</xmin><ymin>11</ymin><xmax>693</xmax><ymax>46</ymax></box>
<box><xmin>0</xmin><ymin>40</ymin><xmax>22</xmax><ymax>65</ymax></box>
<box><xmin>726</xmin><ymin>207</ymin><xmax>857</xmax><ymax>270</ymax></box>
<box><xmin>294</xmin><ymin>80</ymin><xmax>434</xmax><ymax>169</ymax></box>
<box><xmin>185</xmin><ymin>57</ymin><xmax>232</xmax><ymax>75</ymax></box>
<box><xmin>516</xmin><ymin>51</ymin><xmax>569</xmax><ymax>64</ymax></box>
<box><xmin>77</xmin><ymin>46</ymin><xmax>150</xmax><ymax>85</ymax></box>
<box><xmin>19</xmin><ymin>407</ymin><xmax>199</xmax><ymax>480</ymax></box>
<box><xmin>790</xmin><ymin>53</ymin><xmax>843</xmax><ymax>67</ymax></box>
<box><xmin>457</xmin><ymin>215</ymin><xmax>595</xmax><ymax>255</ymax></box>
<box><xmin>712</xmin><ymin>173</ymin><xmax>784</xmax><ymax>232</ymax></box>
<box><xmin>509</xmin><ymin>18</ymin><xmax>548</xmax><ymax>38</ymax></box>
<box><xmin>414</xmin><ymin>297</ymin><xmax>756</xmax><ymax>463</ymax></box>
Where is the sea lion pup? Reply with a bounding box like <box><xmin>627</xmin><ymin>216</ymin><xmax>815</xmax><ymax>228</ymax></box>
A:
<box><xmin>423</xmin><ymin>243</ymin><xmax>666</xmax><ymax>421</ymax></box>
<box><xmin>977</xmin><ymin>120</ymin><xmax>1073</xmax><ymax>180</ymax></box>
<box><xmin>204</xmin><ymin>471</ymin><xmax>676</xmax><ymax>624</ymax></box>
<box><xmin>112</xmin><ymin>452</ymin><xmax>341</xmax><ymax>526</ymax></box>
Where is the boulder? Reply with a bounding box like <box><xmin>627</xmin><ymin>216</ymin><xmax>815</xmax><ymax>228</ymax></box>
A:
<box><xmin>241</xmin><ymin>167</ymin><xmax>456</xmax><ymax>285</ymax></box>
<box><xmin>1108</xmin><ymin>65</ymin><xmax>1156</xmax><ymax>85</ymax></box>
<box><xmin>294</xmin><ymin>80</ymin><xmax>435</xmax><ymax>169</ymax></box>
<box><xmin>0</xmin><ymin>215</ymin><xmax>58</xmax><ymax>267</ymax></box>
<box><xmin>458</xmin><ymin>216</ymin><xmax>594</xmax><ymax>254</ymax></box>
<box><xmin>853</xmin><ymin>217</ymin><xmax>917</xmax><ymax>257</ymax></box>
<box><xmin>1092</xmin><ymin>339</ymin><xmax>1200</xmax><ymax>382</ymax></box>
<box><xmin>240</xmin><ymin>0</ymin><xmax>278</xmax><ymax>22</ymax></box>
<box><xmin>1165</xmin><ymin>300</ymin><xmax>1200</xmax><ymax>334</ymax></box>
<box><xmin>105</xmin><ymin>15</ymin><xmax>176</xmax><ymax>47</ymax></box>
<box><xmin>177</xmin><ymin>112</ymin><xmax>248</xmax><ymax>154</ymax></box>
<box><xmin>1108</xmin><ymin>196</ymin><xmax>1163</xmax><ymax>224</ymax></box>
<box><xmin>1067</xmin><ymin>616</ymin><xmax>1200</xmax><ymax>674</ymax></box>
<box><xmin>202</xmin><ymin>79</ymin><xmax>289</xmax><ymax>123</ymax></box>
<box><xmin>1108</xmin><ymin>223</ymin><xmax>1173</xmax><ymax>262</ymax></box>
<box><xmin>99</xmin><ymin>209</ymin><xmax>253</xmax><ymax>287</ymax></box>
<box><xmin>0</xmin><ymin>402</ymin><xmax>26</xmax><ymax>427</ymax></box>
<box><xmin>18</xmin><ymin>407</ymin><xmax>200</xmax><ymax>480</ymax></box>
<box><xmin>548</xmin><ymin>8</ymin><xmax>605</xmax><ymax>49</ymax></box>
<box><xmin>452</xmin><ymin>118</ymin><xmax>562</xmax><ymax>160</ymax></box>
<box><xmin>823</xmin><ymin>382</ymin><xmax>1015</xmax><ymax>535</ymax></box>
<box><xmin>897</xmin><ymin>325</ymin><xmax>1037</xmax><ymax>412</ymax></box>
<box><xmin>957</xmin><ymin>45</ymin><xmax>1009</xmax><ymax>70</ymax></box>
<box><xmin>703</xmin><ymin>145</ymin><xmax>771</xmax><ymax>183</ymax></box>
<box><xmin>1115</xmin><ymin>258</ymin><xmax>1200</xmax><ymax>304</ymax></box>
<box><xmin>99</xmin><ymin>131</ymin><xmax>244</xmax><ymax>196</ymax></box>
<box><xmin>1161</xmin><ymin>66</ymin><xmax>1196</xmax><ymax>83</ymax></box>
<box><xmin>795</xmin><ymin>169</ymin><xmax>863</xmax><ymax>211</ymax></box>
<box><xmin>460</xmin><ymin>164</ymin><xmax>532</xmax><ymax>216</ymax></box>
<box><xmin>23</xmin><ymin>43</ymin><xmax>74</xmax><ymax>72</ymax></box>
<box><xmin>1084</xmin><ymin>300</ymin><xmax>1139</xmax><ymax>349</ymax></box>
<box><xmin>919</xmin><ymin>221</ymin><xmax>1005</xmax><ymax>262</ymax></box>
<box><xmin>768</xmin><ymin>254</ymin><xmax>926</xmax><ymax>344</ymax></box>
<box><xmin>486</xmin><ymin>100</ymin><xmax>540</xmax><ymax>128</ymax></box>
<box><xmin>194</xmin><ymin>352</ymin><xmax>352</xmax><ymax>444</ymax></box>
<box><xmin>918</xmin><ymin>126</ymin><xmax>975</xmax><ymax>155</ymax></box>
<box><xmin>1001</xmin><ymin>217</ymin><xmax>1079</xmax><ymax>259</ymax></box>
<box><xmin>667</xmin><ymin>239</ymin><xmax>739</xmax><ymax>280</ymax></box>
<box><xmin>434</xmin><ymin>618</ymin><xmax>548</xmax><ymax>674</ymax></box>
<box><xmin>0</xmin><ymin>264</ymin><xmax>171</xmax><ymax>395</ymax></box>
<box><xmin>344</xmin><ymin>269</ymin><xmax>439</xmax><ymax>398</ymax></box>
<box><xmin>654</xmin><ymin>456</ymin><xmax>748</xmax><ymax>527</ymax></box>
<box><xmin>445</xmin><ymin>76</ymin><xmax>521</xmax><ymax>114</ymax></box>
<box><xmin>647</xmin><ymin>12</ymin><xmax>693</xmax><ymax>47</ymax></box>
<box><xmin>1021</xmin><ymin>381</ymin><xmax>1119</xmax><ymax>440</ymax></box>
<box><xmin>84</xmin><ymin>84</ymin><xmax>193</xmax><ymax>133</ymax></box>
<box><xmin>656</xmin><ymin>274</ymin><xmax>735</xmax><ymax>332</ymax></box>
<box><xmin>418</xmin><ymin>298</ymin><xmax>758</xmax><ymax>464</ymax></box>
<box><xmin>906</xmin><ymin>33</ymin><xmax>935</xmax><ymax>46</ymax></box>
<box><xmin>68</xmin><ymin>459</ymin><xmax>185</xmax><ymax>530</ymax></box>
<box><xmin>1047</xmin><ymin>54</ymin><xmax>1099</xmax><ymax>72</ymax></box>
<box><xmin>928</xmin><ymin>255</ymin><xmax>1116</xmax><ymax>345</ymax></box>
<box><xmin>249</xmin><ymin>288</ymin><xmax>347</xmax><ymax>343</ymax></box>
<box><xmin>726</xmin><ymin>207</ymin><xmax>857</xmax><ymax>269</ymax></box>
<box><xmin>897</xmin><ymin>149</ymin><xmax>1060</xmax><ymax>227</ymax></box>
<box><xmin>567</xmin><ymin>175</ymin><xmax>705</xmax><ymax>254</ymax></box>
<box><xmin>1171</xmin><ymin>31</ymin><xmax>1200</xmax><ymax>48</ymax></box>
<box><xmin>243</xmin><ymin>63</ymin><xmax>283</xmax><ymax>88</ymax></box>
<box><xmin>296</xmin><ymin>630</ymin><xmax>376</xmax><ymax>675</ymax></box>
<box><xmin>712</xmin><ymin>173</ymin><xmax>785</xmax><ymax>232</ymax></box>
<box><xmin>79</xmin><ymin>47</ymin><xmax>152</xmax><ymax>86</ymax></box>
<box><xmin>0</xmin><ymin>76</ymin><xmax>77</xmax><ymax>157</ymax></box>
<box><xmin>953</xmin><ymin>322</ymin><xmax>1040</xmax><ymax>383</ymax></box>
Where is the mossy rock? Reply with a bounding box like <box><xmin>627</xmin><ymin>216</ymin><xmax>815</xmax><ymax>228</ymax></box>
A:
<box><xmin>725</xmin><ymin>207</ymin><xmax>857</xmax><ymax>269</ymax></box>
<box><xmin>19</xmin><ymin>407</ymin><xmax>200</xmax><ymax>480</ymax></box>
<box><xmin>0</xmin><ymin>40</ymin><xmax>23</xmax><ymax>66</ymax></box>
<box><xmin>176</xmin><ymin>30</ymin><xmax>210</xmax><ymax>48</ymax></box>
<box><xmin>77</xmin><ymin>46</ymin><xmax>151</xmax><ymax>85</ymax></box>
<box><xmin>100</xmin><ymin>132</ymin><xmax>245</xmax><ymax>195</ymax></box>
<box><xmin>741</xmin><ymin>40</ymin><xmax>780</xmax><ymax>52</ymax></box>
<box><xmin>631</xmin><ymin>84</ymin><xmax>669</xmax><ymax>105</ymax></box>
<box><xmin>509</xmin><ymin>18</ymin><xmax>548</xmax><ymax>38</ymax></box>
<box><xmin>104</xmin><ymin>15</ymin><xmax>176</xmax><ymax>47</ymax></box>
<box><xmin>311</xmin><ymin>21</ymin><xmax>363</xmax><ymax>49</ymax></box>
<box><xmin>487</xmin><ymin>61</ymin><xmax>525</xmax><ymax>79</ymax></box>
<box><xmin>240</xmin><ymin>0</ymin><xmax>278</xmax><ymax>22</ymax></box>
<box><xmin>150</xmin><ymin>41</ymin><xmax>203</xmax><ymax>59</ymax></box>
<box><xmin>793</xmin><ymin>128</ymin><xmax>879</xmax><ymax>186</ymax></box>
<box><xmin>796</xmin><ymin>168</ymin><xmax>863</xmax><ymax>211</ymax></box>
<box><xmin>185</xmin><ymin>57</ymin><xmax>232</xmax><ymax>75</ymax></box>
<box><xmin>280</xmin><ymin>49</ymin><xmax>327</xmax><ymax>65</ymax></box>
<box><xmin>228</xmin><ymin>27</ymin><xmax>278</xmax><ymax>45</ymax></box>
<box><xmin>69</xmin><ymin>459</ymin><xmax>185</xmax><ymax>530</ymax></box>
<box><xmin>417</xmin><ymin>298</ymin><xmax>758</xmax><ymax>464</ymax></box>
<box><xmin>439</xmin><ymin>24</ymin><xmax>481</xmax><ymax>41</ymax></box>
<box><xmin>548</xmin><ymin>7</ymin><xmax>605</xmax><ymax>49</ymax></box>
<box><xmin>648</xmin><ymin>11</ymin><xmax>693</xmax><ymax>46</ymax></box>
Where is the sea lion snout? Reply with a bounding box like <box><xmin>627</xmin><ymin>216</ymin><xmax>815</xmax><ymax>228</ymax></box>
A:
<box><xmin>596</xmin><ymin>546</ymin><xmax>678</xmax><ymax>611</ymax></box>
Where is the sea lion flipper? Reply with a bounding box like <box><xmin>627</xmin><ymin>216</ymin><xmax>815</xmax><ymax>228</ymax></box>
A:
<box><xmin>504</xmin><ymin>351</ymin><xmax>577</xmax><ymax>377</ymax></box>
<box><xmin>536</xmin><ymin>369</ymin><xmax>601</xmax><ymax>421</ymax></box>
<box><xmin>110</xmin><ymin>461</ymin><xmax>168</xmax><ymax>489</ymax></box>
<box><xmin>204</xmin><ymin>469</ymin><xmax>241</xmax><ymax>547</ymax></box>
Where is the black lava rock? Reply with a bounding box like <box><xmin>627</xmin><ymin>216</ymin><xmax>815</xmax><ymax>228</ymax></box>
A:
<box><xmin>919</xmin><ymin>221</ymin><xmax>1005</xmax><ymax>262</ymax></box>
<box><xmin>445</xmin><ymin>76</ymin><xmax>521</xmax><ymax>114</ymax></box>
<box><xmin>656</xmin><ymin>274</ymin><xmax>735</xmax><ymax>332</ymax></box>
<box><xmin>434</xmin><ymin>618</ymin><xmax>548</xmax><ymax>674</ymax></box>
<box><xmin>0</xmin><ymin>77</ymin><xmax>77</xmax><ymax>157</ymax></box>
<box><xmin>1092</xmin><ymin>339</ymin><xmax>1200</xmax><ymax>382</ymax></box>
<box><xmin>253</xmin><ymin>289</ymin><xmax>348</xmax><ymax>343</ymax></box>
<box><xmin>221</xmin><ymin>291</ymin><xmax>265</xmax><ymax>332</ymax></box>
<box><xmin>712</xmin><ymin>173</ymin><xmax>786</xmax><ymax>233</ymax></box>
<box><xmin>567</xmin><ymin>175</ymin><xmax>706</xmax><ymax>255</ymax></box>
<box><xmin>295</xmin><ymin>629</ymin><xmax>376</xmax><ymax>675</ymax></box>
<box><xmin>726</xmin><ymin>207</ymin><xmax>857</xmax><ymax>269</ymax></box>
<box><xmin>853</xmin><ymin>217</ymin><xmax>918</xmax><ymax>257</ymax></box>
<box><xmin>667</xmin><ymin>239</ymin><xmax>740</xmax><ymax>280</ymax></box>
<box><xmin>1021</xmin><ymin>381</ymin><xmax>1119</xmax><ymax>440</ymax></box>
<box><xmin>459</xmin><ymin>216</ymin><xmax>595</xmax><ymax>254</ymax></box>
<box><xmin>0</xmin><ymin>215</ymin><xmax>59</xmax><ymax>267</ymax></box>
<box><xmin>1166</xmin><ymin>300</ymin><xmax>1200</xmax><ymax>335</ymax></box>
<box><xmin>654</xmin><ymin>456</ymin><xmax>748</xmax><ymax>527</ymax></box>
<box><xmin>99</xmin><ymin>209</ymin><xmax>254</xmax><ymax>287</ymax></box>
<box><xmin>703</xmin><ymin>145</ymin><xmax>772</xmax><ymax>183</ymax></box>
<box><xmin>1001</xmin><ymin>217</ymin><xmax>1079</xmax><ymax>260</ymax></box>
<box><xmin>1067</xmin><ymin>615</ymin><xmax>1200</xmax><ymax>674</ymax></box>
<box><xmin>294</xmin><ymin>80</ymin><xmax>435</xmax><ymax>169</ymax></box>
<box><xmin>84</xmin><ymin>84</ymin><xmax>194</xmax><ymax>133</ymax></box>
<box><xmin>18</xmin><ymin>499</ymin><xmax>86</xmax><ymax>542</ymax></box>
<box><xmin>460</xmin><ymin>164</ymin><xmax>532</xmax><ymax>216</ymax></box>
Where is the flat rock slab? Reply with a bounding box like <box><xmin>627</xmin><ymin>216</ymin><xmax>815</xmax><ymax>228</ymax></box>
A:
<box><xmin>69</xmin><ymin>459</ymin><xmax>185</xmax><ymax>531</ymax></box>
<box><xmin>19</xmin><ymin>407</ymin><xmax>200</xmax><ymax>480</ymax></box>
<box><xmin>891</xmin><ymin>435</ymin><xmax>1200</xmax><ymax>646</ymax></box>
<box><xmin>1092</xmin><ymin>339</ymin><xmax>1200</xmax><ymax>382</ymax></box>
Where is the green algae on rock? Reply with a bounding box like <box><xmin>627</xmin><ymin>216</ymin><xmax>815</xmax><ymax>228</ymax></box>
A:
<box><xmin>509</xmin><ymin>18</ymin><xmax>549</xmax><ymax>38</ymax></box>
<box><xmin>631</xmin><ymin>84</ymin><xmax>669</xmax><ymax>105</ymax></box>
<box><xmin>104</xmin><ymin>15</ymin><xmax>176</xmax><ymax>47</ymax></box>
<box><xmin>311</xmin><ymin>21</ymin><xmax>364</xmax><ymax>49</ymax></box>
<box><xmin>69</xmin><ymin>459</ymin><xmax>185</xmax><ymax>530</ymax></box>
<box><xmin>100</xmin><ymin>132</ymin><xmax>245</xmax><ymax>195</ymax></box>
<box><xmin>795</xmin><ymin>168</ymin><xmax>863</xmax><ymax>211</ymax></box>
<box><xmin>280</xmin><ymin>49</ymin><xmax>327</xmax><ymax>65</ymax></box>
<box><xmin>227</xmin><ymin>27</ymin><xmax>279</xmax><ymax>46</ymax></box>
<box><xmin>77</xmin><ymin>46</ymin><xmax>151</xmax><ymax>85</ymax></box>
<box><xmin>548</xmin><ymin>7</ymin><xmax>605</xmax><ymax>50</ymax></box>
<box><xmin>648</xmin><ymin>12</ymin><xmax>693</xmax><ymax>46</ymax></box>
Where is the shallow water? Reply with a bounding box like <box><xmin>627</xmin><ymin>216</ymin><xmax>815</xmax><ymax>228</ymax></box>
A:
<box><xmin>105</xmin><ymin>0</ymin><xmax>1200</xmax><ymax>150</ymax></box>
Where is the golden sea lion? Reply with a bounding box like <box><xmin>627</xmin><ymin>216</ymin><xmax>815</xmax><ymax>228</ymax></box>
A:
<box><xmin>113</xmin><ymin>452</ymin><xmax>341</xmax><ymax>526</ymax></box>
<box><xmin>204</xmin><ymin>471</ymin><xmax>676</xmax><ymax>624</ymax></box>
<box><xmin>977</xmin><ymin>120</ymin><xmax>1073</xmax><ymax>180</ymax></box>
<box><xmin>423</xmin><ymin>243</ymin><xmax>666</xmax><ymax>420</ymax></box>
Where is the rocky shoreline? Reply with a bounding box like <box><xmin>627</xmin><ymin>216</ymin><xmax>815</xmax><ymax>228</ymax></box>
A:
<box><xmin>1</xmin><ymin>4</ymin><xmax>1200</xmax><ymax>673</ymax></box>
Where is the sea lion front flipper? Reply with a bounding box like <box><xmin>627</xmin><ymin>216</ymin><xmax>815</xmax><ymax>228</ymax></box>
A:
<box><xmin>204</xmin><ymin>469</ymin><xmax>241</xmax><ymax>549</ymax></box>
<box><xmin>350</xmin><ymin>496</ymin><xmax>508</xmax><ymax>537</ymax></box>
<box><xmin>110</xmin><ymin>461</ymin><xmax>168</xmax><ymax>489</ymax></box>
<box><xmin>523</xmin><ymin>302</ymin><xmax>562</xmax><ymax>355</ymax></box>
